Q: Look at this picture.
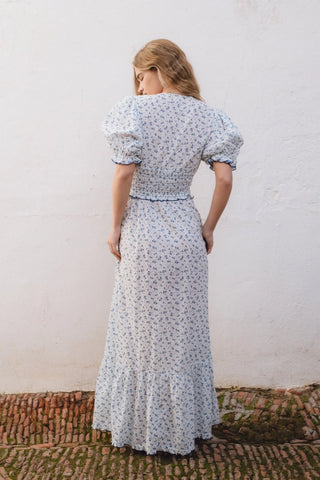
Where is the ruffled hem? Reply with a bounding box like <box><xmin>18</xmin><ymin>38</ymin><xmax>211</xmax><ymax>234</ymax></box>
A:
<box><xmin>92</xmin><ymin>422</ymin><xmax>221</xmax><ymax>456</ymax></box>
<box><xmin>104</xmin><ymin>426</ymin><xmax>220</xmax><ymax>456</ymax></box>
<box><xmin>92</xmin><ymin>361</ymin><xmax>221</xmax><ymax>455</ymax></box>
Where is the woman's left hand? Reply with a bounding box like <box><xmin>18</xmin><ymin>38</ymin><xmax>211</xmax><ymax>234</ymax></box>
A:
<box><xmin>107</xmin><ymin>226</ymin><xmax>122</xmax><ymax>261</ymax></box>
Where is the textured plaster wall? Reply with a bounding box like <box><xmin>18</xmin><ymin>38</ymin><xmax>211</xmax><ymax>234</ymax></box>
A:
<box><xmin>1</xmin><ymin>0</ymin><xmax>319</xmax><ymax>393</ymax></box>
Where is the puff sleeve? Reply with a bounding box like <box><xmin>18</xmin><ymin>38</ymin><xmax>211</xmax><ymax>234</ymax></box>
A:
<box><xmin>201</xmin><ymin>109</ymin><xmax>244</xmax><ymax>171</ymax></box>
<box><xmin>101</xmin><ymin>95</ymin><xmax>143</xmax><ymax>165</ymax></box>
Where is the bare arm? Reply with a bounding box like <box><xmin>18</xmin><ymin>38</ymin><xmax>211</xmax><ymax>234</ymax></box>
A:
<box><xmin>108</xmin><ymin>163</ymin><xmax>136</xmax><ymax>260</ymax></box>
<box><xmin>202</xmin><ymin>162</ymin><xmax>233</xmax><ymax>254</ymax></box>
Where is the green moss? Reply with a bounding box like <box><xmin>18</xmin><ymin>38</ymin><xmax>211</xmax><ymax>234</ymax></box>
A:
<box><xmin>264</xmin><ymin>399</ymin><xmax>274</xmax><ymax>409</ymax></box>
<box><xmin>213</xmin><ymin>411</ymin><xmax>306</xmax><ymax>444</ymax></box>
<box><xmin>300</xmin><ymin>394</ymin><xmax>309</xmax><ymax>403</ymax></box>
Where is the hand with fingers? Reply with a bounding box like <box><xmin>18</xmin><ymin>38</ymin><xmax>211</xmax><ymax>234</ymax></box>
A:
<box><xmin>107</xmin><ymin>226</ymin><xmax>122</xmax><ymax>261</ymax></box>
<box><xmin>201</xmin><ymin>225</ymin><xmax>214</xmax><ymax>255</ymax></box>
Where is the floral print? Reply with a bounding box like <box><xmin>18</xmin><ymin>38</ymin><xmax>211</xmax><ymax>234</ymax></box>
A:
<box><xmin>92</xmin><ymin>93</ymin><xmax>244</xmax><ymax>455</ymax></box>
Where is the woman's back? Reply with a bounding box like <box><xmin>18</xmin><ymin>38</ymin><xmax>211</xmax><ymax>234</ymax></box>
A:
<box><xmin>102</xmin><ymin>93</ymin><xmax>244</xmax><ymax>200</ymax></box>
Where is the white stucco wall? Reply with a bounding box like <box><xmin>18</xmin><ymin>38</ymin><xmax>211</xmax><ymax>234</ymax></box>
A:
<box><xmin>1</xmin><ymin>0</ymin><xmax>319</xmax><ymax>393</ymax></box>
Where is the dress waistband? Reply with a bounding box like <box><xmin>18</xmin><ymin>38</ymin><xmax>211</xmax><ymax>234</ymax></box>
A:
<box><xmin>129</xmin><ymin>193</ymin><xmax>194</xmax><ymax>202</ymax></box>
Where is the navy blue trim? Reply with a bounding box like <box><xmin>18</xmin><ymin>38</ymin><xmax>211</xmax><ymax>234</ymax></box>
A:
<box><xmin>112</xmin><ymin>158</ymin><xmax>142</xmax><ymax>165</ymax></box>
<box><xmin>129</xmin><ymin>194</ymin><xmax>194</xmax><ymax>202</ymax></box>
<box><xmin>208</xmin><ymin>158</ymin><xmax>236</xmax><ymax>171</ymax></box>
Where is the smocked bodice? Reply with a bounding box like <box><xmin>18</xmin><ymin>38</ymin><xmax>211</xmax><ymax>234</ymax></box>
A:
<box><xmin>129</xmin><ymin>167</ymin><xmax>195</xmax><ymax>201</ymax></box>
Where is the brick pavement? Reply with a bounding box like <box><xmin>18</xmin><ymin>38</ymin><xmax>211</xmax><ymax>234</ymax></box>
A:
<box><xmin>0</xmin><ymin>384</ymin><xmax>319</xmax><ymax>479</ymax></box>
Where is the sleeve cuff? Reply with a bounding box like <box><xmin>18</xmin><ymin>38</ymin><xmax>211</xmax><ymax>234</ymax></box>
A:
<box><xmin>208</xmin><ymin>157</ymin><xmax>237</xmax><ymax>171</ymax></box>
<box><xmin>112</xmin><ymin>155</ymin><xmax>142</xmax><ymax>165</ymax></box>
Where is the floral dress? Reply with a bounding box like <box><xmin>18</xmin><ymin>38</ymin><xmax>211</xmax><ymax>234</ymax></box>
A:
<box><xmin>92</xmin><ymin>93</ymin><xmax>244</xmax><ymax>455</ymax></box>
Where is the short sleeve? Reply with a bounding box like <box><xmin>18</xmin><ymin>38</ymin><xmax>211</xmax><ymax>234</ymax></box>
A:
<box><xmin>201</xmin><ymin>109</ymin><xmax>244</xmax><ymax>171</ymax></box>
<box><xmin>101</xmin><ymin>95</ymin><xmax>143</xmax><ymax>165</ymax></box>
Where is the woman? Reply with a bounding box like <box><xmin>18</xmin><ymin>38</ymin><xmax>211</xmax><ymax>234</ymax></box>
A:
<box><xmin>92</xmin><ymin>39</ymin><xmax>244</xmax><ymax>455</ymax></box>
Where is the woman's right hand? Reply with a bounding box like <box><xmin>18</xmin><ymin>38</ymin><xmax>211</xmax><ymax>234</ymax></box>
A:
<box><xmin>201</xmin><ymin>225</ymin><xmax>214</xmax><ymax>254</ymax></box>
<box><xmin>107</xmin><ymin>225</ymin><xmax>122</xmax><ymax>261</ymax></box>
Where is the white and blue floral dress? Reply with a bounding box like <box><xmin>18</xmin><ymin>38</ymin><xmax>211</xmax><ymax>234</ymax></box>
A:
<box><xmin>92</xmin><ymin>93</ymin><xmax>244</xmax><ymax>455</ymax></box>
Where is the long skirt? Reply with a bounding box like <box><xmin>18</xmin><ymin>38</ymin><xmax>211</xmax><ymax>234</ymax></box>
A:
<box><xmin>92</xmin><ymin>195</ymin><xmax>221</xmax><ymax>455</ymax></box>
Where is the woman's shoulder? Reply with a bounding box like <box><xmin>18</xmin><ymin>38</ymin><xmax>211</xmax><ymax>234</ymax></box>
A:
<box><xmin>111</xmin><ymin>95</ymin><xmax>137</xmax><ymax>110</ymax></box>
<box><xmin>104</xmin><ymin>95</ymin><xmax>139</xmax><ymax>120</ymax></box>
<box><xmin>111</xmin><ymin>94</ymin><xmax>227</xmax><ymax>124</ymax></box>
<box><xmin>197</xmin><ymin>101</ymin><xmax>240</xmax><ymax>126</ymax></box>
<box><xmin>134</xmin><ymin>93</ymin><xmax>221</xmax><ymax>114</ymax></box>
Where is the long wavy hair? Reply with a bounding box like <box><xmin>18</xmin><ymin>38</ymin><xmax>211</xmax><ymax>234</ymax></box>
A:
<box><xmin>132</xmin><ymin>39</ymin><xmax>204</xmax><ymax>102</ymax></box>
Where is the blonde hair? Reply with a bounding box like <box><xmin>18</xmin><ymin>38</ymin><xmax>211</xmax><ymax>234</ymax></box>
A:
<box><xmin>133</xmin><ymin>39</ymin><xmax>204</xmax><ymax>102</ymax></box>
